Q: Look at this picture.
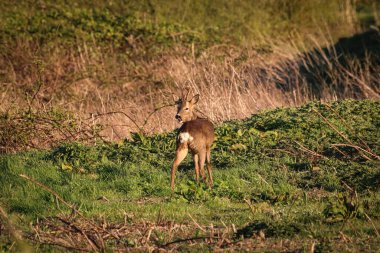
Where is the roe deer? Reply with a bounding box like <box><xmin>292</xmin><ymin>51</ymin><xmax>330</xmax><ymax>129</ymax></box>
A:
<box><xmin>171</xmin><ymin>88</ymin><xmax>215</xmax><ymax>191</ymax></box>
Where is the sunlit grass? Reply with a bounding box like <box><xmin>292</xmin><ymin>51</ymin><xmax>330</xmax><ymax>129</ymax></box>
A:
<box><xmin>1</xmin><ymin>100</ymin><xmax>379</xmax><ymax>250</ymax></box>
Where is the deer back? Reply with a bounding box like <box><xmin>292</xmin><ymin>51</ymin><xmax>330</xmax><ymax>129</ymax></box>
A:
<box><xmin>177</xmin><ymin>118</ymin><xmax>214</xmax><ymax>152</ymax></box>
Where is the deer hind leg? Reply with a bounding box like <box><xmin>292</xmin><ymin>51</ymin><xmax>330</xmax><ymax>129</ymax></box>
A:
<box><xmin>193</xmin><ymin>154</ymin><xmax>200</xmax><ymax>183</ymax></box>
<box><xmin>206</xmin><ymin>147</ymin><xmax>213</xmax><ymax>188</ymax></box>
<box><xmin>198</xmin><ymin>150</ymin><xmax>206</xmax><ymax>183</ymax></box>
<box><xmin>171</xmin><ymin>146</ymin><xmax>188</xmax><ymax>191</ymax></box>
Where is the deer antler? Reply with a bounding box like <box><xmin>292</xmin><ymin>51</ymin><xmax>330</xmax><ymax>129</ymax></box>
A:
<box><xmin>181</xmin><ymin>87</ymin><xmax>190</xmax><ymax>101</ymax></box>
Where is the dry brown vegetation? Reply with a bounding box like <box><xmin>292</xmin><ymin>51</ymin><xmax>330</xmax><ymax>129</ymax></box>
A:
<box><xmin>23</xmin><ymin>215</ymin><xmax>319</xmax><ymax>252</ymax></box>
<box><xmin>1</xmin><ymin>29</ymin><xmax>380</xmax><ymax>151</ymax></box>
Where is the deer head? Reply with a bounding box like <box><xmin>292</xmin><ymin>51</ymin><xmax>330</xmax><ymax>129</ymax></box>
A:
<box><xmin>175</xmin><ymin>88</ymin><xmax>199</xmax><ymax>123</ymax></box>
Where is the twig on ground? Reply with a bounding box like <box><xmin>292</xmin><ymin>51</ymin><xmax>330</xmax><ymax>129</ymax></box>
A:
<box><xmin>324</xmin><ymin>104</ymin><xmax>373</xmax><ymax>152</ymax></box>
<box><xmin>57</xmin><ymin>217</ymin><xmax>100</xmax><ymax>252</ymax></box>
<box><xmin>312</xmin><ymin>109</ymin><xmax>352</xmax><ymax>144</ymax></box>
<box><xmin>364</xmin><ymin>212</ymin><xmax>380</xmax><ymax>237</ymax></box>
<box><xmin>331</xmin><ymin>144</ymin><xmax>380</xmax><ymax>160</ymax></box>
<box><xmin>18</xmin><ymin>174</ymin><xmax>120</xmax><ymax>241</ymax></box>
<box><xmin>294</xmin><ymin>141</ymin><xmax>328</xmax><ymax>159</ymax></box>
<box><xmin>256</xmin><ymin>173</ymin><xmax>271</xmax><ymax>188</ymax></box>
<box><xmin>244</xmin><ymin>198</ymin><xmax>256</xmax><ymax>215</ymax></box>
<box><xmin>161</xmin><ymin>236</ymin><xmax>220</xmax><ymax>247</ymax></box>
<box><xmin>187</xmin><ymin>213</ymin><xmax>206</xmax><ymax>232</ymax></box>
<box><xmin>19</xmin><ymin>174</ymin><xmax>77</xmax><ymax>213</ymax></box>
<box><xmin>312</xmin><ymin>109</ymin><xmax>378</xmax><ymax>160</ymax></box>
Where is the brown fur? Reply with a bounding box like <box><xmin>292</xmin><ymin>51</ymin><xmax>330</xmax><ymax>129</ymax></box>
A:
<box><xmin>171</xmin><ymin>89</ymin><xmax>215</xmax><ymax>191</ymax></box>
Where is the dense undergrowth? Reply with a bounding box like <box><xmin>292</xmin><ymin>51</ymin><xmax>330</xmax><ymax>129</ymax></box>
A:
<box><xmin>0</xmin><ymin>100</ymin><xmax>379</xmax><ymax>251</ymax></box>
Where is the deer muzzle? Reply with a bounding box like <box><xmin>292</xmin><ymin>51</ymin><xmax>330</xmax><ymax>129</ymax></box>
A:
<box><xmin>175</xmin><ymin>114</ymin><xmax>183</xmax><ymax>123</ymax></box>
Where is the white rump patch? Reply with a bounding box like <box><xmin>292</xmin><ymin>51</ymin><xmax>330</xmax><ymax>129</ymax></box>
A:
<box><xmin>179</xmin><ymin>132</ymin><xmax>194</xmax><ymax>143</ymax></box>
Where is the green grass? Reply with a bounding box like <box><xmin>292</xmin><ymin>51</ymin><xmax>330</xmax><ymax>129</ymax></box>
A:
<box><xmin>0</xmin><ymin>100</ymin><xmax>379</xmax><ymax>251</ymax></box>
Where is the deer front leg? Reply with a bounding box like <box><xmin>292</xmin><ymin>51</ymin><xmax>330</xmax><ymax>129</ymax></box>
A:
<box><xmin>171</xmin><ymin>146</ymin><xmax>188</xmax><ymax>191</ymax></box>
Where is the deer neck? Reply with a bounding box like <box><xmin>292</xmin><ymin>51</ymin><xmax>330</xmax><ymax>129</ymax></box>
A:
<box><xmin>182</xmin><ymin>112</ymin><xmax>198</xmax><ymax>123</ymax></box>
<box><xmin>190</xmin><ymin>111</ymin><xmax>198</xmax><ymax>121</ymax></box>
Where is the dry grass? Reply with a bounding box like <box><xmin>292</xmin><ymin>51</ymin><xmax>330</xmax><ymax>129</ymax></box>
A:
<box><xmin>1</xmin><ymin>31</ymin><xmax>379</xmax><ymax>148</ymax></box>
<box><xmin>26</xmin><ymin>215</ymin><xmax>319</xmax><ymax>252</ymax></box>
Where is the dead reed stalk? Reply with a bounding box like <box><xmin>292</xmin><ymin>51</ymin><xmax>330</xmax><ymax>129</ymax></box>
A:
<box><xmin>1</xmin><ymin>33</ymin><xmax>379</xmax><ymax>149</ymax></box>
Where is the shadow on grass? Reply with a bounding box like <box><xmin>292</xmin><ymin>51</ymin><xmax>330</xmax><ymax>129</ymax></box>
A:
<box><xmin>236</xmin><ymin>220</ymin><xmax>303</xmax><ymax>238</ymax></box>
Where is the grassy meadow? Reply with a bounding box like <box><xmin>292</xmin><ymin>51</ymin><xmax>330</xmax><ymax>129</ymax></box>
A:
<box><xmin>1</xmin><ymin>0</ymin><xmax>380</xmax><ymax>252</ymax></box>
<box><xmin>1</xmin><ymin>100</ymin><xmax>380</xmax><ymax>251</ymax></box>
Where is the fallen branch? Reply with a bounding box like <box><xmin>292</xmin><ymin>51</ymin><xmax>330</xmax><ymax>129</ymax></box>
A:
<box><xmin>161</xmin><ymin>236</ymin><xmax>219</xmax><ymax>247</ymax></box>
<box><xmin>294</xmin><ymin>141</ymin><xmax>328</xmax><ymax>159</ymax></box>
<box><xmin>312</xmin><ymin>109</ymin><xmax>377</xmax><ymax>161</ymax></box>
<box><xmin>18</xmin><ymin>174</ymin><xmax>120</xmax><ymax>241</ymax></box>
<box><xmin>19</xmin><ymin>174</ymin><xmax>77</xmax><ymax>212</ymax></box>
<box><xmin>325</xmin><ymin>104</ymin><xmax>373</xmax><ymax>152</ymax></box>
<box><xmin>57</xmin><ymin>217</ymin><xmax>100</xmax><ymax>252</ymax></box>
<box><xmin>187</xmin><ymin>213</ymin><xmax>206</xmax><ymax>232</ymax></box>
<box><xmin>331</xmin><ymin>144</ymin><xmax>380</xmax><ymax>161</ymax></box>
<box><xmin>364</xmin><ymin>212</ymin><xmax>380</xmax><ymax>237</ymax></box>
<box><xmin>244</xmin><ymin>198</ymin><xmax>256</xmax><ymax>216</ymax></box>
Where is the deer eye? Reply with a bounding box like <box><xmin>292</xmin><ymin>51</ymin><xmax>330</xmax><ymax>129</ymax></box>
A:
<box><xmin>185</xmin><ymin>108</ymin><xmax>189</xmax><ymax>111</ymax></box>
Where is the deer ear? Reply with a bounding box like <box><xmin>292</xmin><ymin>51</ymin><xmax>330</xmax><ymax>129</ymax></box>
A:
<box><xmin>190</xmin><ymin>94</ymin><xmax>200</xmax><ymax>104</ymax></box>
<box><xmin>171</xmin><ymin>92</ymin><xmax>181</xmax><ymax>105</ymax></box>
<box><xmin>175</xmin><ymin>98</ymin><xmax>182</xmax><ymax>105</ymax></box>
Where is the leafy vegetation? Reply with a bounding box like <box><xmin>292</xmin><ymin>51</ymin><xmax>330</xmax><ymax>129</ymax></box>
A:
<box><xmin>1</xmin><ymin>0</ymin><xmax>379</xmax><ymax>47</ymax></box>
<box><xmin>1</xmin><ymin>0</ymin><xmax>380</xmax><ymax>251</ymax></box>
<box><xmin>0</xmin><ymin>4</ymin><xmax>202</xmax><ymax>49</ymax></box>
<box><xmin>0</xmin><ymin>100</ymin><xmax>379</xmax><ymax>251</ymax></box>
